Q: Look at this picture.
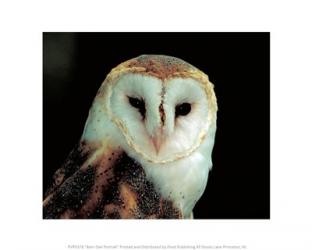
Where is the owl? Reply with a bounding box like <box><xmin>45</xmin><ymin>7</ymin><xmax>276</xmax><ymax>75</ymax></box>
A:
<box><xmin>43</xmin><ymin>55</ymin><xmax>217</xmax><ymax>219</ymax></box>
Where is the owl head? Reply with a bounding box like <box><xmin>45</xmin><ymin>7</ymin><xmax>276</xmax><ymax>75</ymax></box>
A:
<box><xmin>82</xmin><ymin>55</ymin><xmax>217</xmax><ymax>164</ymax></box>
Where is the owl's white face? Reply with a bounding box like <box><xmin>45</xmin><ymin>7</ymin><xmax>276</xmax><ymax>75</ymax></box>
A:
<box><xmin>108</xmin><ymin>73</ymin><xmax>210</xmax><ymax>163</ymax></box>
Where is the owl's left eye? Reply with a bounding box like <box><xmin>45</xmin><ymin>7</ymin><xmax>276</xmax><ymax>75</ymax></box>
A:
<box><xmin>128</xmin><ymin>96</ymin><xmax>146</xmax><ymax>119</ymax></box>
<box><xmin>175</xmin><ymin>103</ymin><xmax>191</xmax><ymax>117</ymax></box>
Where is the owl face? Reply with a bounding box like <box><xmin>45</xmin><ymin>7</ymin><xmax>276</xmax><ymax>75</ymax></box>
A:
<box><xmin>109</xmin><ymin>73</ymin><xmax>211</xmax><ymax>163</ymax></box>
<box><xmin>83</xmin><ymin>55</ymin><xmax>217</xmax><ymax>165</ymax></box>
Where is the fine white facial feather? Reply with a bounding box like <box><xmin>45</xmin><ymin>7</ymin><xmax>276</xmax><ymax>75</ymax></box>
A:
<box><xmin>161</xmin><ymin>78</ymin><xmax>210</xmax><ymax>159</ymax></box>
<box><xmin>81</xmin><ymin>73</ymin><xmax>217</xmax><ymax>217</ymax></box>
<box><xmin>110</xmin><ymin>74</ymin><xmax>163</xmax><ymax>154</ymax></box>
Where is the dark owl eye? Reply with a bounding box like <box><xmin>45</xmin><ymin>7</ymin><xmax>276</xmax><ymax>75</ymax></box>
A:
<box><xmin>175</xmin><ymin>103</ymin><xmax>191</xmax><ymax>117</ymax></box>
<box><xmin>128</xmin><ymin>96</ymin><xmax>146</xmax><ymax>119</ymax></box>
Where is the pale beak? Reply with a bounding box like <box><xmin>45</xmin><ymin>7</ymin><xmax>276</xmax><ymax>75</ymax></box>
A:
<box><xmin>151</xmin><ymin>128</ymin><xmax>163</xmax><ymax>154</ymax></box>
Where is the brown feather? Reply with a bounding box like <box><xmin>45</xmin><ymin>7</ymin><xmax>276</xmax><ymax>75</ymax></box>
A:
<box><xmin>43</xmin><ymin>143</ymin><xmax>181</xmax><ymax>219</ymax></box>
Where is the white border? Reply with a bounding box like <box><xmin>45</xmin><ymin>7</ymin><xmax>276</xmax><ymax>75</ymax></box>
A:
<box><xmin>1</xmin><ymin>0</ymin><xmax>312</xmax><ymax>249</ymax></box>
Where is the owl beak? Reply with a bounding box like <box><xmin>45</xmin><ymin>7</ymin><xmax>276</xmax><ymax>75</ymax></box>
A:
<box><xmin>152</xmin><ymin>137</ymin><xmax>162</xmax><ymax>154</ymax></box>
<box><xmin>151</xmin><ymin>128</ymin><xmax>163</xmax><ymax>154</ymax></box>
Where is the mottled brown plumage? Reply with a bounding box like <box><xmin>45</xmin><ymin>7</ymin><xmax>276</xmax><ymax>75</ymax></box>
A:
<box><xmin>43</xmin><ymin>144</ymin><xmax>181</xmax><ymax>219</ymax></box>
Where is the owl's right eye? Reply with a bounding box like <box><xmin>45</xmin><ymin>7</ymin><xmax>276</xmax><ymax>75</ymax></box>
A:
<box><xmin>128</xmin><ymin>96</ymin><xmax>146</xmax><ymax>119</ymax></box>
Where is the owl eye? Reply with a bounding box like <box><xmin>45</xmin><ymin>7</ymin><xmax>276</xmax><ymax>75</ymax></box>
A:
<box><xmin>128</xmin><ymin>96</ymin><xmax>146</xmax><ymax>119</ymax></box>
<box><xmin>175</xmin><ymin>103</ymin><xmax>191</xmax><ymax>117</ymax></box>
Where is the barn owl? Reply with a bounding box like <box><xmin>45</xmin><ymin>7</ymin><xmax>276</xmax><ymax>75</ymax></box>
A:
<box><xmin>43</xmin><ymin>55</ymin><xmax>217</xmax><ymax>219</ymax></box>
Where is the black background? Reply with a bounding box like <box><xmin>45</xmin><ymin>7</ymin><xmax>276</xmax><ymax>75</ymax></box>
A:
<box><xmin>43</xmin><ymin>32</ymin><xmax>270</xmax><ymax>219</ymax></box>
